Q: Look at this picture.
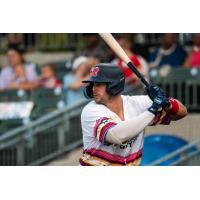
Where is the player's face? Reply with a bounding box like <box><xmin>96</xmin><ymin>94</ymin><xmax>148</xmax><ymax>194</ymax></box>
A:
<box><xmin>93</xmin><ymin>82</ymin><xmax>109</xmax><ymax>104</ymax></box>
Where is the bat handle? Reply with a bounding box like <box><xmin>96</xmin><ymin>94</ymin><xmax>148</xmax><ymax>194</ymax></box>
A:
<box><xmin>127</xmin><ymin>62</ymin><xmax>149</xmax><ymax>87</ymax></box>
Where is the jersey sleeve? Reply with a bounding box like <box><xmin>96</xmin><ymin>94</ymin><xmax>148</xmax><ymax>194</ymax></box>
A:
<box><xmin>149</xmin><ymin>110</ymin><xmax>171</xmax><ymax>126</ymax></box>
<box><xmin>93</xmin><ymin>117</ymin><xmax>117</xmax><ymax>144</ymax></box>
<box><xmin>81</xmin><ymin>103</ymin><xmax>117</xmax><ymax>145</ymax></box>
<box><xmin>130</xmin><ymin>95</ymin><xmax>152</xmax><ymax>112</ymax></box>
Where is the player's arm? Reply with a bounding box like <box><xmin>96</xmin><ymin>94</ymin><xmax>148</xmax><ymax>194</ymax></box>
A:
<box><xmin>105</xmin><ymin>94</ymin><xmax>167</xmax><ymax>145</ymax></box>
<box><xmin>105</xmin><ymin>111</ymin><xmax>154</xmax><ymax>145</ymax></box>
<box><xmin>164</xmin><ymin>98</ymin><xmax>187</xmax><ymax>121</ymax></box>
<box><xmin>91</xmin><ymin>106</ymin><xmax>155</xmax><ymax>146</ymax></box>
<box><xmin>146</xmin><ymin>85</ymin><xmax>187</xmax><ymax>123</ymax></box>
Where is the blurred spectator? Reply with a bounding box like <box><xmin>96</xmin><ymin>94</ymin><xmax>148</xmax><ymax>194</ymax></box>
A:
<box><xmin>132</xmin><ymin>34</ymin><xmax>150</xmax><ymax>60</ymax></box>
<box><xmin>36</xmin><ymin>64</ymin><xmax>62</xmax><ymax>88</ymax></box>
<box><xmin>87</xmin><ymin>55</ymin><xmax>101</xmax><ymax>69</ymax></box>
<box><xmin>81</xmin><ymin>33</ymin><xmax>105</xmax><ymax>61</ymax></box>
<box><xmin>184</xmin><ymin>33</ymin><xmax>200</xmax><ymax>68</ymax></box>
<box><xmin>112</xmin><ymin>34</ymin><xmax>149</xmax><ymax>84</ymax></box>
<box><xmin>63</xmin><ymin>56</ymin><xmax>90</xmax><ymax>105</ymax></box>
<box><xmin>148</xmin><ymin>33</ymin><xmax>187</xmax><ymax>69</ymax></box>
<box><xmin>9</xmin><ymin>64</ymin><xmax>27</xmax><ymax>89</ymax></box>
<box><xmin>0</xmin><ymin>44</ymin><xmax>38</xmax><ymax>90</ymax></box>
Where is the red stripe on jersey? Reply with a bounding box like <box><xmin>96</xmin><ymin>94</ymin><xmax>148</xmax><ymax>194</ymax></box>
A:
<box><xmin>160</xmin><ymin>114</ymin><xmax>171</xmax><ymax>125</ymax></box>
<box><xmin>151</xmin><ymin>112</ymin><xmax>162</xmax><ymax>125</ymax></box>
<box><xmin>93</xmin><ymin>117</ymin><xmax>108</xmax><ymax>137</ymax></box>
<box><xmin>151</xmin><ymin>110</ymin><xmax>171</xmax><ymax>126</ymax></box>
<box><xmin>84</xmin><ymin>148</ymin><xmax>142</xmax><ymax>164</ymax></box>
<box><xmin>99</xmin><ymin>122</ymin><xmax>117</xmax><ymax>142</ymax></box>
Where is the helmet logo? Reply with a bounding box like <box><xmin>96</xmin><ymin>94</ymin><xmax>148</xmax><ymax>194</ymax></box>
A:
<box><xmin>90</xmin><ymin>66</ymin><xmax>99</xmax><ymax>77</ymax></box>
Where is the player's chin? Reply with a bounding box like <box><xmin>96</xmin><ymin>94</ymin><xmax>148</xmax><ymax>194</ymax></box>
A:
<box><xmin>94</xmin><ymin>97</ymin><xmax>101</xmax><ymax>104</ymax></box>
<box><xmin>94</xmin><ymin>98</ymin><xmax>100</xmax><ymax>104</ymax></box>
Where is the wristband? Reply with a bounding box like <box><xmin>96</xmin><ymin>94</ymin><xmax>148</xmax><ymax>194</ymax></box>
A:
<box><xmin>165</xmin><ymin>98</ymin><xmax>179</xmax><ymax>115</ymax></box>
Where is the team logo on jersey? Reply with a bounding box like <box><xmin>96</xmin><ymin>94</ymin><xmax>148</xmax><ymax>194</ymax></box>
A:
<box><xmin>90</xmin><ymin>66</ymin><xmax>100</xmax><ymax>77</ymax></box>
<box><xmin>119</xmin><ymin>136</ymin><xmax>138</xmax><ymax>149</ymax></box>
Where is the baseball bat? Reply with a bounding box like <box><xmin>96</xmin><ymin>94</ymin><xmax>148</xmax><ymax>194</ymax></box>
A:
<box><xmin>99</xmin><ymin>33</ymin><xmax>149</xmax><ymax>87</ymax></box>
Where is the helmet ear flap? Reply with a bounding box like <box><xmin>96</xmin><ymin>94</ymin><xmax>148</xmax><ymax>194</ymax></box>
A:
<box><xmin>107</xmin><ymin>80</ymin><xmax>125</xmax><ymax>96</ymax></box>
<box><xmin>106</xmin><ymin>83</ymin><xmax>113</xmax><ymax>96</ymax></box>
<box><xmin>83</xmin><ymin>82</ymin><xmax>93</xmax><ymax>99</ymax></box>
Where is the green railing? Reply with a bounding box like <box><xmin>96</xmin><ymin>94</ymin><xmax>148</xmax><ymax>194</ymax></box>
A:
<box><xmin>150</xmin><ymin>68</ymin><xmax>200</xmax><ymax>112</ymax></box>
<box><xmin>0</xmin><ymin>100</ymin><xmax>88</xmax><ymax>165</ymax></box>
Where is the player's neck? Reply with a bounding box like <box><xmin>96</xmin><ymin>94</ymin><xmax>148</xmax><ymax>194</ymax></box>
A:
<box><xmin>105</xmin><ymin>95</ymin><xmax>124</xmax><ymax>121</ymax></box>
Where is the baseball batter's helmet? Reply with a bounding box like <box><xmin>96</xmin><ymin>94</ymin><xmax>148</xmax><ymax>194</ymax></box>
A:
<box><xmin>82</xmin><ymin>63</ymin><xmax>125</xmax><ymax>99</ymax></box>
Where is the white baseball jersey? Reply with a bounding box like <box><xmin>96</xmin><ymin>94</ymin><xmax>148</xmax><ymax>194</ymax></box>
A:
<box><xmin>79</xmin><ymin>95</ymin><xmax>171</xmax><ymax>166</ymax></box>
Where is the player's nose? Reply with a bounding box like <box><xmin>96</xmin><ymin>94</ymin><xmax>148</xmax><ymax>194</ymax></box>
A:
<box><xmin>93</xmin><ymin>85</ymin><xmax>97</xmax><ymax>93</ymax></box>
<box><xmin>93</xmin><ymin>83</ymin><xmax>100</xmax><ymax>94</ymax></box>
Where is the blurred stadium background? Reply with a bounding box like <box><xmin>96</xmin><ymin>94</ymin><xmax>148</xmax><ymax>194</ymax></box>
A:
<box><xmin>0</xmin><ymin>33</ymin><xmax>200</xmax><ymax>166</ymax></box>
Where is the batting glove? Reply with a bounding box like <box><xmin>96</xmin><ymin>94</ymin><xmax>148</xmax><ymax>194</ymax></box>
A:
<box><xmin>145</xmin><ymin>85</ymin><xmax>170</xmax><ymax>108</ymax></box>
<box><xmin>148</xmin><ymin>94</ymin><xmax>169</xmax><ymax>115</ymax></box>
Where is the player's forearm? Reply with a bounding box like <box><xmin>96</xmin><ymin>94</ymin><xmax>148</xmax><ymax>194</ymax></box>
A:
<box><xmin>165</xmin><ymin>98</ymin><xmax>187</xmax><ymax>121</ymax></box>
<box><xmin>105</xmin><ymin>111</ymin><xmax>155</xmax><ymax>145</ymax></box>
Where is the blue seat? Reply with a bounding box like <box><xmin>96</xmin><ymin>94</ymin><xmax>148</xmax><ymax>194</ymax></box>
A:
<box><xmin>141</xmin><ymin>134</ymin><xmax>197</xmax><ymax>166</ymax></box>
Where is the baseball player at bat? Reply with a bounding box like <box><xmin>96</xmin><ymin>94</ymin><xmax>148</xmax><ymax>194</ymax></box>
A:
<box><xmin>79</xmin><ymin>63</ymin><xmax>187</xmax><ymax>166</ymax></box>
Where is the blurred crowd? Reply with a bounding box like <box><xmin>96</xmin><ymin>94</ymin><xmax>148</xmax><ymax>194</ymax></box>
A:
<box><xmin>0</xmin><ymin>33</ymin><xmax>200</xmax><ymax>106</ymax></box>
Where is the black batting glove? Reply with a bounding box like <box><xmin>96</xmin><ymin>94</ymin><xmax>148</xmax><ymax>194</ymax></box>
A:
<box><xmin>145</xmin><ymin>85</ymin><xmax>165</xmax><ymax>100</ymax></box>
<box><xmin>145</xmin><ymin>85</ymin><xmax>170</xmax><ymax>108</ymax></box>
<box><xmin>148</xmin><ymin>94</ymin><xmax>169</xmax><ymax>115</ymax></box>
